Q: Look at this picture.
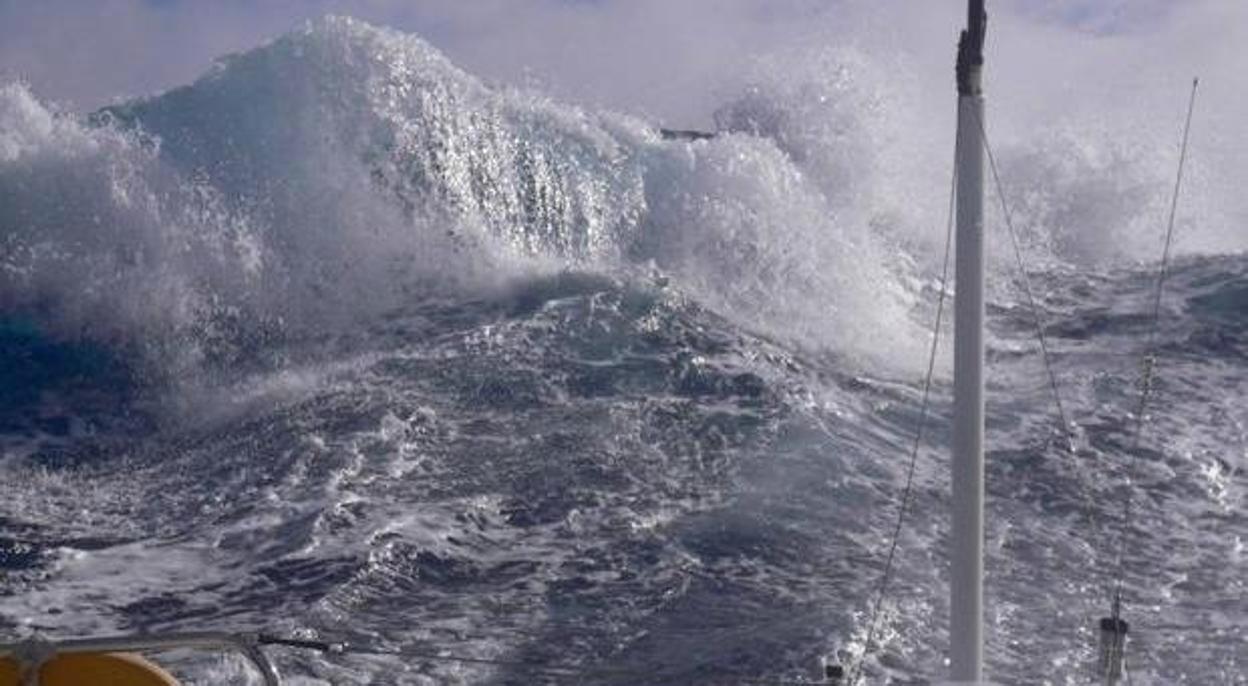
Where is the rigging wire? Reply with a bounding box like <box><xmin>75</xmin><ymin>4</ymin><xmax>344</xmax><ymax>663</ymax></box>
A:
<box><xmin>971</xmin><ymin>103</ymin><xmax>1119</xmax><ymax>680</ymax></box>
<box><xmin>972</xmin><ymin>102</ymin><xmax>1131</xmax><ymax>685</ymax></box>
<box><xmin>972</xmin><ymin>77</ymin><xmax>1200</xmax><ymax>683</ymax></box>
<box><xmin>971</xmin><ymin>100</ymin><xmax>1132</xmax><ymax>669</ymax></box>
<box><xmin>1104</xmin><ymin>76</ymin><xmax>1200</xmax><ymax>684</ymax></box>
<box><xmin>263</xmin><ymin>78</ymin><xmax>1200</xmax><ymax>686</ymax></box>
<box><xmin>971</xmin><ymin>105</ymin><xmax>1112</xmax><ymax>572</ymax></box>
<box><xmin>843</xmin><ymin>101</ymin><xmax>961</xmax><ymax>686</ymax></box>
<box><xmin>970</xmin><ymin>110</ymin><xmax>1074</xmax><ymax>450</ymax></box>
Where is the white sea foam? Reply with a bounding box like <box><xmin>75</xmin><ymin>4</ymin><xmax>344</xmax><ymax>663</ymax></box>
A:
<box><xmin>2</xmin><ymin>9</ymin><xmax>1244</xmax><ymax>379</ymax></box>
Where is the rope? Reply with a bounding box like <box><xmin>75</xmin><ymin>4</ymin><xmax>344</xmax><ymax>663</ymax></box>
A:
<box><xmin>256</xmin><ymin>634</ymin><xmax>835</xmax><ymax>685</ymax></box>
<box><xmin>844</xmin><ymin>101</ymin><xmax>961</xmax><ymax>686</ymax></box>
<box><xmin>1105</xmin><ymin>76</ymin><xmax>1200</xmax><ymax>685</ymax></box>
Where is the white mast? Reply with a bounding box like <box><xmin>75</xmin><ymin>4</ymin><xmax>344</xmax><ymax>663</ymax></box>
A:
<box><xmin>952</xmin><ymin>1</ymin><xmax>987</xmax><ymax>683</ymax></box>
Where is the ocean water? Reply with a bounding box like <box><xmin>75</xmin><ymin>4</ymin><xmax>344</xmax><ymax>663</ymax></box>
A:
<box><xmin>1</xmin><ymin>15</ymin><xmax>1244</xmax><ymax>685</ymax></box>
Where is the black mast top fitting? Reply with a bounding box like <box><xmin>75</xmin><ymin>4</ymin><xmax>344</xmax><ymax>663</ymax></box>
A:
<box><xmin>957</xmin><ymin>0</ymin><xmax>988</xmax><ymax>96</ymax></box>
